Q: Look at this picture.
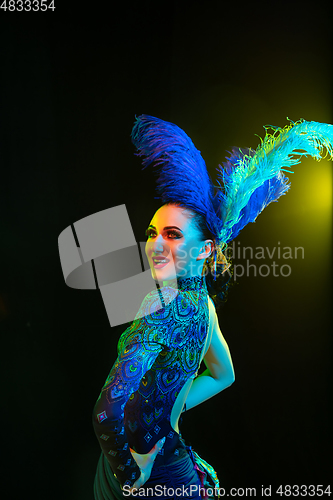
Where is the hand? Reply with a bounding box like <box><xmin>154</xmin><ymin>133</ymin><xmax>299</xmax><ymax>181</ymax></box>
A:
<box><xmin>128</xmin><ymin>437</ymin><xmax>166</xmax><ymax>492</ymax></box>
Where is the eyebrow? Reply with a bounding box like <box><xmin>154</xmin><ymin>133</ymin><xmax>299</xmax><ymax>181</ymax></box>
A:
<box><xmin>147</xmin><ymin>225</ymin><xmax>183</xmax><ymax>232</ymax></box>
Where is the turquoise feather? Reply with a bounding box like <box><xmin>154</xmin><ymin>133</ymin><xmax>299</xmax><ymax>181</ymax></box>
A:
<box><xmin>215</xmin><ymin>119</ymin><xmax>333</xmax><ymax>243</ymax></box>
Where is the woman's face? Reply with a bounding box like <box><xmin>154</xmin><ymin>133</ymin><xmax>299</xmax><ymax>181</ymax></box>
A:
<box><xmin>145</xmin><ymin>204</ymin><xmax>213</xmax><ymax>283</ymax></box>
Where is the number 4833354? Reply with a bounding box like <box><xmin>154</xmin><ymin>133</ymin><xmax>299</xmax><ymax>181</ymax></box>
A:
<box><xmin>0</xmin><ymin>0</ymin><xmax>55</xmax><ymax>10</ymax></box>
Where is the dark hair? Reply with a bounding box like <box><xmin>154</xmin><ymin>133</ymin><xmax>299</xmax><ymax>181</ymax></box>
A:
<box><xmin>189</xmin><ymin>211</ymin><xmax>233</xmax><ymax>310</ymax></box>
<box><xmin>166</xmin><ymin>203</ymin><xmax>232</xmax><ymax>310</ymax></box>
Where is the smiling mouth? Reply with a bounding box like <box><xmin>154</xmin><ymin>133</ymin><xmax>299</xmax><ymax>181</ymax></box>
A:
<box><xmin>152</xmin><ymin>257</ymin><xmax>170</xmax><ymax>269</ymax></box>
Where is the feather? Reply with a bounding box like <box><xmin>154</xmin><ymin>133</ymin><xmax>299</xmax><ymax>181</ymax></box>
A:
<box><xmin>132</xmin><ymin>116</ymin><xmax>333</xmax><ymax>249</ymax></box>
<box><xmin>131</xmin><ymin>114</ymin><xmax>221</xmax><ymax>237</ymax></box>
<box><xmin>215</xmin><ymin>119</ymin><xmax>333</xmax><ymax>243</ymax></box>
<box><xmin>227</xmin><ymin>172</ymin><xmax>291</xmax><ymax>241</ymax></box>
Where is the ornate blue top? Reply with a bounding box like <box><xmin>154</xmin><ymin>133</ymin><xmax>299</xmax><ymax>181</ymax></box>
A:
<box><xmin>92</xmin><ymin>275</ymin><xmax>209</xmax><ymax>488</ymax></box>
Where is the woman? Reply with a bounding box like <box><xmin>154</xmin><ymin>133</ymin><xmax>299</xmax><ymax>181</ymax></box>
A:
<box><xmin>93</xmin><ymin>201</ymin><xmax>235</xmax><ymax>499</ymax></box>
<box><xmin>59</xmin><ymin>115</ymin><xmax>332</xmax><ymax>499</ymax></box>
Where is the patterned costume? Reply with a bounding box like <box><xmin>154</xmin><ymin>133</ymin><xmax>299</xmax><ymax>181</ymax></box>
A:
<box><xmin>93</xmin><ymin>275</ymin><xmax>214</xmax><ymax>496</ymax></box>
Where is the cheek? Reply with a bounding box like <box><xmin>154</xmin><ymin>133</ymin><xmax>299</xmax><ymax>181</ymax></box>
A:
<box><xmin>173</xmin><ymin>243</ymin><xmax>191</xmax><ymax>262</ymax></box>
<box><xmin>177</xmin><ymin>241</ymin><xmax>200</xmax><ymax>262</ymax></box>
<box><xmin>145</xmin><ymin>241</ymin><xmax>151</xmax><ymax>257</ymax></box>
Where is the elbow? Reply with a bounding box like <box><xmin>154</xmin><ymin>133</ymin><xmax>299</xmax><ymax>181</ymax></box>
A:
<box><xmin>230</xmin><ymin>367</ymin><xmax>235</xmax><ymax>385</ymax></box>
<box><xmin>225</xmin><ymin>373</ymin><xmax>235</xmax><ymax>388</ymax></box>
<box><xmin>224</xmin><ymin>367</ymin><xmax>235</xmax><ymax>388</ymax></box>
<box><xmin>215</xmin><ymin>370</ymin><xmax>235</xmax><ymax>392</ymax></box>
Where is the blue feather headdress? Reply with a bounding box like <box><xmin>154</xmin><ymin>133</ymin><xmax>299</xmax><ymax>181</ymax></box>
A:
<box><xmin>132</xmin><ymin>115</ymin><xmax>333</xmax><ymax>274</ymax></box>
<box><xmin>131</xmin><ymin>115</ymin><xmax>221</xmax><ymax>239</ymax></box>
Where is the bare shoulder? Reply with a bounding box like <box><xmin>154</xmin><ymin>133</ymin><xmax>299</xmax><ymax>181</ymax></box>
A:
<box><xmin>207</xmin><ymin>295</ymin><xmax>216</xmax><ymax>316</ymax></box>
<box><xmin>207</xmin><ymin>296</ymin><xmax>218</xmax><ymax>333</ymax></box>
<box><xmin>204</xmin><ymin>297</ymin><xmax>235</xmax><ymax>383</ymax></box>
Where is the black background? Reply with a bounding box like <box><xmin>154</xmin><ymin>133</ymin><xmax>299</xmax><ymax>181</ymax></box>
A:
<box><xmin>0</xmin><ymin>2</ymin><xmax>332</xmax><ymax>499</ymax></box>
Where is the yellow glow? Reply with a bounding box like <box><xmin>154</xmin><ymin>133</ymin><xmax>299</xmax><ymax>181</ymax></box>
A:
<box><xmin>306</xmin><ymin>159</ymin><xmax>332</xmax><ymax>211</ymax></box>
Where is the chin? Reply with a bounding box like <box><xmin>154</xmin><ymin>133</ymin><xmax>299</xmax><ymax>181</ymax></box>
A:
<box><xmin>150</xmin><ymin>267</ymin><xmax>177</xmax><ymax>283</ymax></box>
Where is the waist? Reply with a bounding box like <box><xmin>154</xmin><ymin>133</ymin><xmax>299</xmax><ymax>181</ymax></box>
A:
<box><xmin>153</xmin><ymin>428</ymin><xmax>189</xmax><ymax>467</ymax></box>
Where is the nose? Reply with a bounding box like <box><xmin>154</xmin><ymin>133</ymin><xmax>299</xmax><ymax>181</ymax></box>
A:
<box><xmin>152</xmin><ymin>234</ymin><xmax>164</xmax><ymax>253</ymax></box>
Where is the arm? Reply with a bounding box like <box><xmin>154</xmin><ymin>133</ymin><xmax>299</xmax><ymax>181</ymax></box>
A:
<box><xmin>184</xmin><ymin>302</ymin><xmax>235</xmax><ymax>411</ymax></box>
<box><xmin>95</xmin><ymin>287</ymin><xmax>177</xmax><ymax>489</ymax></box>
<box><xmin>93</xmin><ymin>337</ymin><xmax>165</xmax><ymax>489</ymax></box>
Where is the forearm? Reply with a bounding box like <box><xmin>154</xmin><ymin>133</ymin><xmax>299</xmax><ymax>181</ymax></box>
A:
<box><xmin>185</xmin><ymin>368</ymin><xmax>234</xmax><ymax>411</ymax></box>
<box><xmin>93</xmin><ymin>341</ymin><xmax>164</xmax><ymax>487</ymax></box>
<box><xmin>93</xmin><ymin>393</ymin><xmax>141</xmax><ymax>488</ymax></box>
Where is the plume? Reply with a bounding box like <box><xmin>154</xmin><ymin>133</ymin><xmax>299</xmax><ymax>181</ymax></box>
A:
<box><xmin>132</xmin><ymin>116</ymin><xmax>333</xmax><ymax>247</ymax></box>
<box><xmin>215</xmin><ymin>119</ymin><xmax>333</xmax><ymax>243</ymax></box>
<box><xmin>131</xmin><ymin>114</ymin><xmax>221</xmax><ymax>237</ymax></box>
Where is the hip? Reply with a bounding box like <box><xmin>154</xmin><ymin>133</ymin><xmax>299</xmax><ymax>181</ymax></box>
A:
<box><xmin>128</xmin><ymin>454</ymin><xmax>203</xmax><ymax>500</ymax></box>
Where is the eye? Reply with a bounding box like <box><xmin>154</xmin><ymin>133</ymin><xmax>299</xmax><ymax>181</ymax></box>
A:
<box><xmin>145</xmin><ymin>229</ymin><xmax>156</xmax><ymax>238</ymax></box>
<box><xmin>166</xmin><ymin>230</ymin><xmax>182</xmax><ymax>239</ymax></box>
<box><xmin>145</xmin><ymin>229</ymin><xmax>182</xmax><ymax>239</ymax></box>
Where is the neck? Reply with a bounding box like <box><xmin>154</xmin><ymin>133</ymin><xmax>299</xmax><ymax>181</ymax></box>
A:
<box><xmin>160</xmin><ymin>274</ymin><xmax>206</xmax><ymax>292</ymax></box>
